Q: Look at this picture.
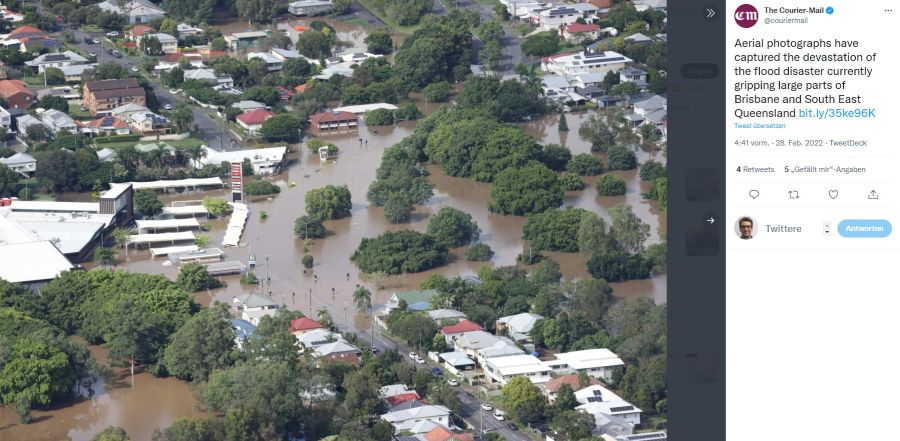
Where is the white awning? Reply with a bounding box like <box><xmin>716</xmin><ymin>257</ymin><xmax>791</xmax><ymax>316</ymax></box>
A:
<box><xmin>136</xmin><ymin>218</ymin><xmax>201</xmax><ymax>232</ymax></box>
<box><xmin>162</xmin><ymin>205</ymin><xmax>209</xmax><ymax>215</ymax></box>
<box><xmin>127</xmin><ymin>231</ymin><xmax>196</xmax><ymax>244</ymax></box>
<box><xmin>129</xmin><ymin>177</ymin><xmax>224</xmax><ymax>190</ymax></box>
<box><xmin>150</xmin><ymin>244</ymin><xmax>200</xmax><ymax>257</ymax></box>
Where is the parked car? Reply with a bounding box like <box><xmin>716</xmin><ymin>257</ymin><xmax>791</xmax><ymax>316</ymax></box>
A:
<box><xmin>107</xmin><ymin>48</ymin><xmax>114</xmax><ymax>54</ymax></box>
<box><xmin>84</xmin><ymin>37</ymin><xmax>93</xmax><ymax>44</ymax></box>
<box><xmin>414</xmin><ymin>356</ymin><xmax>425</xmax><ymax>365</ymax></box>
<box><xmin>164</xmin><ymin>103</ymin><xmax>173</xmax><ymax>110</ymax></box>
<box><xmin>507</xmin><ymin>423</ymin><xmax>518</xmax><ymax>431</ymax></box>
<box><xmin>408</xmin><ymin>351</ymin><xmax>417</xmax><ymax>359</ymax></box>
<box><xmin>431</xmin><ymin>367</ymin><xmax>442</xmax><ymax>376</ymax></box>
<box><xmin>481</xmin><ymin>403</ymin><xmax>492</xmax><ymax>411</ymax></box>
<box><xmin>493</xmin><ymin>410</ymin><xmax>505</xmax><ymax>421</ymax></box>
<box><xmin>92</xmin><ymin>38</ymin><xmax>100</xmax><ymax>44</ymax></box>
<box><xmin>106</xmin><ymin>31</ymin><xmax>119</xmax><ymax>37</ymax></box>
<box><xmin>370</xmin><ymin>347</ymin><xmax>379</xmax><ymax>354</ymax></box>
<box><xmin>131</xmin><ymin>66</ymin><xmax>139</xmax><ymax>72</ymax></box>
<box><xmin>88</xmin><ymin>52</ymin><xmax>97</xmax><ymax>57</ymax></box>
<box><xmin>446</xmin><ymin>378</ymin><xmax>459</xmax><ymax>386</ymax></box>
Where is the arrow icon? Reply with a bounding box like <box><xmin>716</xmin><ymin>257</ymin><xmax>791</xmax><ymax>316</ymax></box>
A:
<box><xmin>706</xmin><ymin>8</ymin><xmax>716</xmax><ymax>18</ymax></box>
<box><xmin>706</xmin><ymin>217</ymin><xmax>715</xmax><ymax>224</ymax></box>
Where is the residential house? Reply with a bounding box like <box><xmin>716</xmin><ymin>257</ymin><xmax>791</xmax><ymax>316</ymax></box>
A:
<box><xmin>385</xmin><ymin>289</ymin><xmax>438</xmax><ymax>312</ymax></box>
<box><xmin>194</xmin><ymin>146</ymin><xmax>288</xmax><ymax>175</ymax></box>
<box><xmin>288</xmin><ymin>317</ymin><xmax>326</xmax><ymax>337</ymax></box>
<box><xmin>126</xmin><ymin>25</ymin><xmax>154</xmax><ymax>41</ymax></box>
<box><xmin>232</xmin><ymin>293</ymin><xmax>278</xmax><ymax>325</ymax></box>
<box><xmin>313</xmin><ymin>339</ymin><xmax>362</xmax><ymax>364</ymax></box>
<box><xmin>587</xmin><ymin>0</ymin><xmax>614</xmax><ymax>7</ymax></box>
<box><xmin>36</xmin><ymin>86</ymin><xmax>81</xmax><ymax>101</ymax></box>
<box><xmin>129</xmin><ymin>112</ymin><xmax>172</xmax><ymax>135</ymax></box>
<box><xmin>8</xmin><ymin>25</ymin><xmax>60</xmax><ymax>53</ymax></box>
<box><xmin>633</xmin><ymin>0</ymin><xmax>666</xmax><ymax>11</ymax></box>
<box><xmin>452</xmin><ymin>330</ymin><xmax>523</xmax><ymax>364</ymax></box>
<box><xmin>0</xmin><ymin>9</ymin><xmax>25</xmax><ymax>22</ymax></box>
<box><xmin>574</xmin><ymin>384</ymin><xmax>641</xmax><ymax>427</ymax></box>
<box><xmin>176</xmin><ymin>23</ymin><xmax>203</xmax><ymax>40</ymax></box>
<box><xmin>232</xmin><ymin>100</ymin><xmax>267</xmax><ymax>113</ymax></box>
<box><xmin>574</xmin><ymin>72</ymin><xmax>607</xmax><ymax>88</ymax></box>
<box><xmin>541</xmin><ymin>75</ymin><xmax>573</xmax><ymax>93</ymax></box>
<box><xmin>236</xmin><ymin>108</ymin><xmax>274</xmax><ymax>135</ymax></box>
<box><xmin>274</xmin><ymin>86</ymin><xmax>293</xmax><ymax>102</ymax></box>
<box><xmin>541</xmin><ymin>374</ymin><xmax>601</xmax><ymax>403</ymax></box>
<box><xmin>545</xmin><ymin>349</ymin><xmax>625</xmax><ymax>382</ymax></box>
<box><xmin>561</xmin><ymin>23</ymin><xmax>601</xmax><ymax>42</ymax></box>
<box><xmin>40</xmin><ymin>109</ymin><xmax>77</xmax><ymax>135</ymax></box>
<box><xmin>628</xmin><ymin>94</ymin><xmax>666</xmax><ymax>133</ymax></box>
<box><xmin>616</xmin><ymin>432</ymin><xmax>666</xmax><ymax>441</ymax></box>
<box><xmin>541</xmin><ymin>50</ymin><xmax>632</xmax><ymax>77</ymax></box>
<box><xmin>97</xmin><ymin>148</ymin><xmax>117</xmax><ymax>162</ymax></box>
<box><xmin>0</xmin><ymin>79</ymin><xmax>34</xmax><ymax>108</ymax></box>
<box><xmin>441</xmin><ymin>320</ymin><xmax>483</xmax><ymax>345</ymax></box>
<box><xmin>0</xmin><ymin>105</ymin><xmax>10</xmax><ymax>130</ymax></box>
<box><xmin>619</xmin><ymin>67</ymin><xmax>648</xmax><ymax>87</ymax></box>
<box><xmin>381</xmin><ymin>405</ymin><xmax>451</xmax><ymax>434</ymax></box>
<box><xmin>288</xmin><ymin>0</ymin><xmax>334</xmax><ymax>16</ymax></box>
<box><xmin>384</xmin><ymin>391</ymin><xmax>422</xmax><ymax>409</ymax></box>
<box><xmin>79</xmin><ymin>115</ymin><xmax>131</xmax><ymax>136</ymax></box>
<box><xmin>145</xmin><ymin>33</ymin><xmax>178</xmax><ymax>54</ymax></box>
<box><xmin>154</xmin><ymin>53</ymin><xmax>206</xmax><ymax>71</ymax></box>
<box><xmin>14</xmin><ymin>113</ymin><xmax>44</xmax><ymax>134</ymax></box>
<box><xmin>309</xmin><ymin>111</ymin><xmax>358</xmax><ymax>131</ymax></box>
<box><xmin>577</xmin><ymin>408</ymin><xmax>634</xmax><ymax>438</ymax></box>
<box><xmin>296</xmin><ymin>328</ymin><xmax>342</xmax><ymax>351</ymax></box>
<box><xmin>422</xmin><ymin>426</ymin><xmax>475</xmax><ymax>441</ymax></box>
<box><xmin>83</xmin><ymin>78</ymin><xmax>146</xmax><ymax>116</ymax></box>
<box><xmin>0</xmin><ymin>152</ymin><xmax>36</xmax><ymax>177</ymax></box>
<box><xmin>624</xmin><ymin>32</ymin><xmax>654</xmax><ymax>45</ymax></box>
<box><xmin>224</xmin><ymin>31</ymin><xmax>269</xmax><ymax>51</ymax></box>
<box><xmin>339</xmin><ymin>52</ymin><xmax>383</xmax><ymax>64</ymax></box>
<box><xmin>270</xmin><ymin>47</ymin><xmax>316</xmax><ymax>64</ymax></box>
<box><xmin>576</xmin><ymin>85</ymin><xmax>607</xmax><ymax>99</ymax></box>
<box><xmin>496</xmin><ymin>312</ymin><xmax>543</xmax><ymax>342</ymax></box>
<box><xmin>24</xmin><ymin>50</ymin><xmax>88</xmax><ymax>73</ymax></box>
<box><xmin>539</xmin><ymin>4</ymin><xmax>599</xmax><ymax>31</ymax></box>
<box><xmin>110</xmin><ymin>103</ymin><xmax>150</xmax><ymax>121</ymax></box>
<box><xmin>428</xmin><ymin>309</ymin><xmax>467</xmax><ymax>323</ymax></box>
<box><xmin>439</xmin><ymin>351</ymin><xmax>476</xmax><ymax>371</ymax></box>
<box><xmin>380</xmin><ymin>384</ymin><xmax>416</xmax><ymax>399</ymax></box>
<box><xmin>247</xmin><ymin>52</ymin><xmax>283</xmax><ymax>71</ymax></box>
<box><xmin>60</xmin><ymin>64</ymin><xmax>97</xmax><ymax>82</ymax></box>
<box><xmin>97</xmin><ymin>0</ymin><xmax>166</xmax><ymax>24</ymax></box>
<box><xmin>184</xmin><ymin>69</ymin><xmax>234</xmax><ymax>87</ymax></box>
<box><xmin>475</xmin><ymin>339</ymin><xmax>526</xmax><ymax>366</ymax></box>
<box><xmin>483</xmin><ymin>354</ymin><xmax>552</xmax><ymax>385</ymax></box>
<box><xmin>312</xmin><ymin>61</ymin><xmax>355</xmax><ymax>80</ymax></box>
<box><xmin>231</xmin><ymin>318</ymin><xmax>256</xmax><ymax>351</ymax></box>
<box><xmin>632</xmin><ymin>94</ymin><xmax>666</xmax><ymax>116</ymax></box>
<box><xmin>213</xmin><ymin>84</ymin><xmax>242</xmax><ymax>95</ymax></box>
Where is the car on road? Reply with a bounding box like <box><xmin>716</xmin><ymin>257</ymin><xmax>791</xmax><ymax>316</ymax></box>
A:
<box><xmin>414</xmin><ymin>355</ymin><xmax>425</xmax><ymax>365</ymax></box>
<box><xmin>92</xmin><ymin>38</ymin><xmax>100</xmax><ymax>44</ymax></box>
<box><xmin>493</xmin><ymin>410</ymin><xmax>505</xmax><ymax>421</ymax></box>
<box><xmin>88</xmin><ymin>52</ymin><xmax>97</xmax><ymax>57</ymax></box>
<box><xmin>507</xmin><ymin>423</ymin><xmax>519</xmax><ymax>431</ymax></box>
<box><xmin>408</xmin><ymin>351</ymin><xmax>417</xmax><ymax>359</ymax></box>
<box><xmin>370</xmin><ymin>347</ymin><xmax>379</xmax><ymax>354</ymax></box>
<box><xmin>481</xmin><ymin>403</ymin><xmax>492</xmax><ymax>411</ymax></box>
<box><xmin>107</xmin><ymin>48</ymin><xmax>114</xmax><ymax>54</ymax></box>
<box><xmin>106</xmin><ymin>31</ymin><xmax>119</xmax><ymax>37</ymax></box>
<box><xmin>131</xmin><ymin>66</ymin><xmax>139</xmax><ymax>72</ymax></box>
<box><xmin>168</xmin><ymin>88</ymin><xmax>182</xmax><ymax>95</ymax></box>
<box><xmin>446</xmin><ymin>378</ymin><xmax>459</xmax><ymax>386</ymax></box>
<box><xmin>112</xmin><ymin>51</ymin><xmax>122</xmax><ymax>58</ymax></box>
<box><xmin>84</xmin><ymin>37</ymin><xmax>93</xmax><ymax>44</ymax></box>
<box><xmin>164</xmin><ymin>103</ymin><xmax>173</xmax><ymax>110</ymax></box>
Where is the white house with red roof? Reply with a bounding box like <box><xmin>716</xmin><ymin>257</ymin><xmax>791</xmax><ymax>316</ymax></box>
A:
<box><xmin>440</xmin><ymin>319</ymin><xmax>483</xmax><ymax>345</ymax></box>
<box><xmin>309</xmin><ymin>110</ymin><xmax>357</xmax><ymax>131</ymax></box>
<box><xmin>78</xmin><ymin>115</ymin><xmax>131</xmax><ymax>136</ymax></box>
<box><xmin>562</xmin><ymin>23</ymin><xmax>601</xmax><ymax>42</ymax></box>
<box><xmin>235</xmin><ymin>108</ymin><xmax>274</xmax><ymax>135</ymax></box>
<box><xmin>288</xmin><ymin>317</ymin><xmax>326</xmax><ymax>337</ymax></box>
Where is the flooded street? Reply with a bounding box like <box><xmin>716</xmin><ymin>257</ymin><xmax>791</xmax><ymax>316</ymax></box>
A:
<box><xmin>9</xmin><ymin>113</ymin><xmax>666</xmax><ymax>440</ymax></box>
<box><xmin>0</xmin><ymin>345</ymin><xmax>202</xmax><ymax>441</ymax></box>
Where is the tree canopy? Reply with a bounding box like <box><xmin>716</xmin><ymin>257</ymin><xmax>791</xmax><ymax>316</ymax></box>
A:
<box><xmin>351</xmin><ymin>230</ymin><xmax>449</xmax><ymax>274</ymax></box>
<box><xmin>305</xmin><ymin>185</ymin><xmax>352</xmax><ymax>220</ymax></box>
<box><xmin>490</xmin><ymin>164</ymin><xmax>563</xmax><ymax>215</ymax></box>
<box><xmin>426</xmin><ymin>207</ymin><xmax>480</xmax><ymax>248</ymax></box>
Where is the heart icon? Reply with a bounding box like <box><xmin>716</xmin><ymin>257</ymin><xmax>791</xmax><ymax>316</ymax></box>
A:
<box><xmin>748</xmin><ymin>190</ymin><xmax>759</xmax><ymax>199</ymax></box>
<box><xmin>828</xmin><ymin>190</ymin><xmax>838</xmax><ymax>199</ymax></box>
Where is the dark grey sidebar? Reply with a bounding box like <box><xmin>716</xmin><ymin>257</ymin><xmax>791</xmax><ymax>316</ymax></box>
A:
<box><xmin>667</xmin><ymin>0</ymin><xmax>726</xmax><ymax>440</ymax></box>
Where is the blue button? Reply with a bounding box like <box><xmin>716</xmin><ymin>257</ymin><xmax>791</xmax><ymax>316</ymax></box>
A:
<box><xmin>838</xmin><ymin>220</ymin><xmax>892</xmax><ymax>238</ymax></box>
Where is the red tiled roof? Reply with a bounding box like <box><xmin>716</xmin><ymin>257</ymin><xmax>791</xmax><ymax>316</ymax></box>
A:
<box><xmin>441</xmin><ymin>320</ymin><xmax>483</xmax><ymax>335</ymax></box>
<box><xmin>321</xmin><ymin>352</ymin><xmax>361</xmax><ymax>364</ymax></box>
<box><xmin>0</xmin><ymin>80</ymin><xmax>33</xmax><ymax>98</ymax></box>
<box><xmin>424</xmin><ymin>426</ymin><xmax>475</xmax><ymax>441</ymax></box>
<box><xmin>542</xmin><ymin>51</ymin><xmax>576</xmax><ymax>63</ymax></box>
<box><xmin>288</xmin><ymin>317</ymin><xmax>325</xmax><ymax>333</ymax></box>
<box><xmin>236</xmin><ymin>108</ymin><xmax>274</xmax><ymax>125</ymax></box>
<box><xmin>9</xmin><ymin>26</ymin><xmax>44</xmax><ymax>38</ymax></box>
<box><xmin>294</xmin><ymin>84</ymin><xmax>307</xmax><ymax>93</ymax></box>
<box><xmin>81</xmin><ymin>116</ymin><xmax>130</xmax><ymax>129</ymax></box>
<box><xmin>542</xmin><ymin>374</ymin><xmax>600</xmax><ymax>394</ymax></box>
<box><xmin>384</xmin><ymin>392</ymin><xmax>421</xmax><ymax>406</ymax></box>
<box><xmin>309</xmin><ymin>111</ymin><xmax>357</xmax><ymax>125</ymax></box>
<box><xmin>565</xmin><ymin>23</ymin><xmax>599</xmax><ymax>33</ymax></box>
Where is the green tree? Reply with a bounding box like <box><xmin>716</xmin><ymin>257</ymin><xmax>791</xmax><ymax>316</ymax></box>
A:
<box><xmin>295</xmin><ymin>30</ymin><xmax>332</xmax><ymax>58</ymax></box>
<box><xmin>0</xmin><ymin>165</ymin><xmax>20</xmax><ymax>197</ymax></box>
<box><xmin>423</xmin><ymin>81</ymin><xmax>451</xmax><ymax>102</ymax></box>
<box><xmin>134</xmin><ymin>189</ymin><xmax>163</xmax><ymax>218</ymax></box>
<box><xmin>201</xmin><ymin>197</ymin><xmax>230</xmax><ymax>217</ymax></box>
<box><xmin>610</xmin><ymin>81</ymin><xmax>640</xmax><ymax>97</ymax></box>
<box><xmin>351</xmin><ymin>230</ymin><xmax>449</xmax><ymax>274</ymax></box>
<box><xmin>141</xmin><ymin>36</ymin><xmax>163</xmax><ymax>55</ymax></box>
<box><xmin>383</xmin><ymin>190</ymin><xmax>414</xmax><ymax>223</ymax></box>
<box><xmin>610</xmin><ymin>203</ymin><xmax>650</xmax><ymax>253</ymax></box>
<box><xmin>92</xmin><ymin>426</ymin><xmax>130</xmax><ymax>441</ymax></box>
<box><xmin>163</xmin><ymin>303</ymin><xmax>236</xmax><ymax>382</ymax></box>
<box><xmin>559</xmin><ymin>172</ymin><xmax>585</xmax><ymax>191</ymax></box>
<box><xmin>388</xmin><ymin>312</ymin><xmax>437</xmax><ymax>348</ymax></box>
<box><xmin>531</xmin><ymin>258</ymin><xmax>562</xmax><ymax>285</ymax></box>
<box><xmin>342</xmin><ymin>369</ymin><xmax>385</xmax><ymax>418</ymax></box>
<box><xmin>282</xmin><ymin>57</ymin><xmax>312</xmax><ymax>79</ymax></box>
<box><xmin>554</xmin><ymin>383</ymin><xmax>578</xmax><ymax>411</ymax></box>
<box><xmin>426</xmin><ymin>207</ymin><xmax>480</xmax><ymax>248</ymax></box>
<box><xmin>177</xmin><ymin>263</ymin><xmax>219</xmax><ymax>292</ymax></box>
<box><xmin>94</xmin><ymin>247</ymin><xmax>117</xmax><ymax>266</ymax></box>
<box><xmin>640</xmin><ymin>160</ymin><xmax>667</xmax><ymax>181</ymax></box>
<box><xmin>539</xmin><ymin>144</ymin><xmax>572</xmax><ymax>172</ymax></box>
<box><xmin>0</xmin><ymin>338</ymin><xmax>79</xmax><ymax>414</ymax></box>
<box><xmin>586</xmin><ymin>247</ymin><xmax>650</xmax><ymax>282</ymax></box>
<box><xmin>566</xmin><ymin>153</ymin><xmax>604</xmax><ymax>176</ymax></box>
<box><xmin>579</xmin><ymin>114</ymin><xmax>616</xmax><ymax>152</ymax></box>
<box><xmin>571</xmin><ymin>279</ymin><xmax>612</xmax><ymax>326</ymax></box>
<box><xmin>306</xmin><ymin>185</ymin><xmax>352</xmax><ymax>220</ymax></box>
<box><xmin>366</xmin><ymin>143</ymin><xmax>433</xmax><ymax>206</ymax></box>
<box><xmin>244</xmin><ymin>179</ymin><xmax>281</xmax><ymax>196</ymax></box>
<box><xmin>364</xmin><ymin>30</ymin><xmax>393</xmax><ymax>55</ymax></box>
<box><xmin>558</xmin><ymin>112</ymin><xmax>569</xmax><ymax>132</ymax></box>
<box><xmin>35</xmin><ymin>149</ymin><xmax>78</xmax><ymax>192</ymax></box>
<box><xmin>364</xmin><ymin>108</ymin><xmax>394</xmax><ymax>126</ymax></box>
<box><xmin>490</xmin><ymin>164</ymin><xmax>562</xmax><ymax>215</ymax></box>
<box><xmin>521</xmin><ymin>31</ymin><xmax>560</xmax><ymax>56</ymax></box>
<box><xmin>595</xmin><ymin>174</ymin><xmax>627</xmax><ymax>196</ymax></box>
<box><xmin>44</xmin><ymin>67</ymin><xmax>65</xmax><ymax>85</ymax></box>
<box><xmin>465</xmin><ymin>243</ymin><xmax>493</xmax><ymax>261</ymax></box>
<box><xmin>294</xmin><ymin>215</ymin><xmax>326</xmax><ymax>239</ymax></box>
<box><xmin>353</xmin><ymin>287</ymin><xmax>372</xmax><ymax>313</ymax></box>
<box><xmin>302</xmin><ymin>255</ymin><xmax>314</xmax><ymax>269</ymax></box>
<box><xmin>39</xmin><ymin>96</ymin><xmax>69</xmax><ymax>114</ymax></box>
<box><xmin>522</xmin><ymin>207</ymin><xmax>588</xmax><ymax>252</ymax></box>
<box><xmin>501</xmin><ymin>376</ymin><xmax>545</xmax><ymax>423</ymax></box>
<box><xmin>493</xmin><ymin>4</ymin><xmax>510</xmax><ymax>19</ymax></box>
<box><xmin>607</xmin><ymin>145</ymin><xmax>637</xmax><ymax>170</ymax></box>
<box><xmin>394</xmin><ymin>103</ymin><xmax>422</xmax><ymax>121</ymax></box>
<box><xmin>550</xmin><ymin>410</ymin><xmax>595</xmax><ymax>441</ymax></box>
<box><xmin>260</xmin><ymin>114</ymin><xmax>302</xmax><ymax>142</ymax></box>
<box><xmin>577</xmin><ymin>212</ymin><xmax>610</xmax><ymax>256</ymax></box>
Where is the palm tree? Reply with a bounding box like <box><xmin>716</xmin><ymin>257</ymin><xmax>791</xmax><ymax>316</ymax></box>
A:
<box><xmin>353</xmin><ymin>287</ymin><xmax>372</xmax><ymax>313</ymax></box>
<box><xmin>317</xmin><ymin>308</ymin><xmax>334</xmax><ymax>329</ymax></box>
<box><xmin>94</xmin><ymin>247</ymin><xmax>117</xmax><ymax>267</ymax></box>
<box><xmin>117</xmin><ymin>145</ymin><xmax>140</xmax><ymax>174</ymax></box>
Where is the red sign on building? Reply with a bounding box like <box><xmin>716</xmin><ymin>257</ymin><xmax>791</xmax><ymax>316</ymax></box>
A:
<box><xmin>230</xmin><ymin>161</ymin><xmax>243</xmax><ymax>202</ymax></box>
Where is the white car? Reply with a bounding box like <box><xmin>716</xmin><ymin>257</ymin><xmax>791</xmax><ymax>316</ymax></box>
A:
<box><xmin>169</xmin><ymin>88</ymin><xmax>182</xmax><ymax>95</ymax></box>
<box><xmin>493</xmin><ymin>410</ymin><xmax>505</xmax><ymax>421</ymax></box>
<box><xmin>481</xmin><ymin>403</ymin><xmax>492</xmax><ymax>411</ymax></box>
<box><xmin>408</xmin><ymin>351</ymin><xmax>417</xmax><ymax>359</ymax></box>
<box><xmin>131</xmin><ymin>66</ymin><xmax>139</xmax><ymax>72</ymax></box>
<box><xmin>92</xmin><ymin>38</ymin><xmax>100</xmax><ymax>44</ymax></box>
<box><xmin>106</xmin><ymin>31</ymin><xmax>119</xmax><ymax>37</ymax></box>
<box><xmin>447</xmin><ymin>378</ymin><xmax>459</xmax><ymax>386</ymax></box>
<box><xmin>414</xmin><ymin>356</ymin><xmax>425</xmax><ymax>365</ymax></box>
<box><xmin>88</xmin><ymin>52</ymin><xmax>97</xmax><ymax>57</ymax></box>
<box><xmin>164</xmin><ymin>103</ymin><xmax>173</xmax><ymax>110</ymax></box>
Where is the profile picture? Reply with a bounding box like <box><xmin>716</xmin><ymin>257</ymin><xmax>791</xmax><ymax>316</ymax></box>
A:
<box><xmin>735</xmin><ymin>216</ymin><xmax>756</xmax><ymax>240</ymax></box>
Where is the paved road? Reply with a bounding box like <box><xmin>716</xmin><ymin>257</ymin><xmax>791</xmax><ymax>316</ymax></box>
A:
<box><xmin>456</xmin><ymin>0</ymin><xmax>525</xmax><ymax>73</ymax></box>
<box><xmin>355</xmin><ymin>326</ymin><xmax>531</xmax><ymax>441</ymax></box>
<box><xmin>69</xmin><ymin>28</ymin><xmax>239</xmax><ymax>151</ymax></box>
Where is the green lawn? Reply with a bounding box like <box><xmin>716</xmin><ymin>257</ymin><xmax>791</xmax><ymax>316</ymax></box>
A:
<box><xmin>343</xmin><ymin>17</ymin><xmax>371</xmax><ymax>28</ymax></box>
<box><xmin>355</xmin><ymin>0</ymin><xmax>422</xmax><ymax>34</ymax></box>
<box><xmin>94</xmin><ymin>137</ymin><xmax>207</xmax><ymax>150</ymax></box>
<box><xmin>472</xmin><ymin>0</ymin><xmax>501</xmax><ymax>7</ymax></box>
<box><xmin>68</xmin><ymin>103</ymin><xmax>92</xmax><ymax>120</ymax></box>
<box><xmin>21</xmin><ymin>76</ymin><xmax>46</xmax><ymax>87</ymax></box>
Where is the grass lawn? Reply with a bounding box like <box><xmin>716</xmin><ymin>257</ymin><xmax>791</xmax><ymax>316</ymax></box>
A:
<box><xmin>33</xmin><ymin>193</ymin><xmax>56</xmax><ymax>201</ymax></box>
<box><xmin>355</xmin><ymin>0</ymin><xmax>422</xmax><ymax>34</ymax></box>
<box><xmin>21</xmin><ymin>76</ymin><xmax>46</xmax><ymax>87</ymax></box>
<box><xmin>472</xmin><ymin>0</ymin><xmax>501</xmax><ymax>7</ymax></box>
<box><xmin>343</xmin><ymin>17</ymin><xmax>371</xmax><ymax>28</ymax></box>
<box><xmin>68</xmin><ymin>103</ymin><xmax>92</xmax><ymax>120</ymax></box>
<box><xmin>93</xmin><ymin>137</ymin><xmax>207</xmax><ymax>150</ymax></box>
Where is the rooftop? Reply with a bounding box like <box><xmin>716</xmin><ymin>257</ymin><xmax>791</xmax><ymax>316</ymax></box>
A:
<box><xmin>441</xmin><ymin>320</ymin><xmax>483</xmax><ymax>335</ymax></box>
<box><xmin>234</xmin><ymin>292</ymin><xmax>278</xmax><ymax>309</ymax></box>
<box><xmin>236</xmin><ymin>108</ymin><xmax>275</xmax><ymax>125</ymax></box>
<box><xmin>0</xmin><ymin>240</ymin><xmax>73</xmax><ymax>284</ymax></box>
<box><xmin>289</xmin><ymin>317</ymin><xmax>326</xmax><ymax>333</ymax></box>
<box><xmin>550</xmin><ymin>348</ymin><xmax>625</xmax><ymax>370</ymax></box>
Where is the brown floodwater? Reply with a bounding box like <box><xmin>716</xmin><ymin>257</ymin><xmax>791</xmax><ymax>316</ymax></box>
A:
<box><xmin>11</xmin><ymin>112</ymin><xmax>666</xmax><ymax>440</ymax></box>
<box><xmin>0</xmin><ymin>344</ymin><xmax>202</xmax><ymax>441</ymax></box>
